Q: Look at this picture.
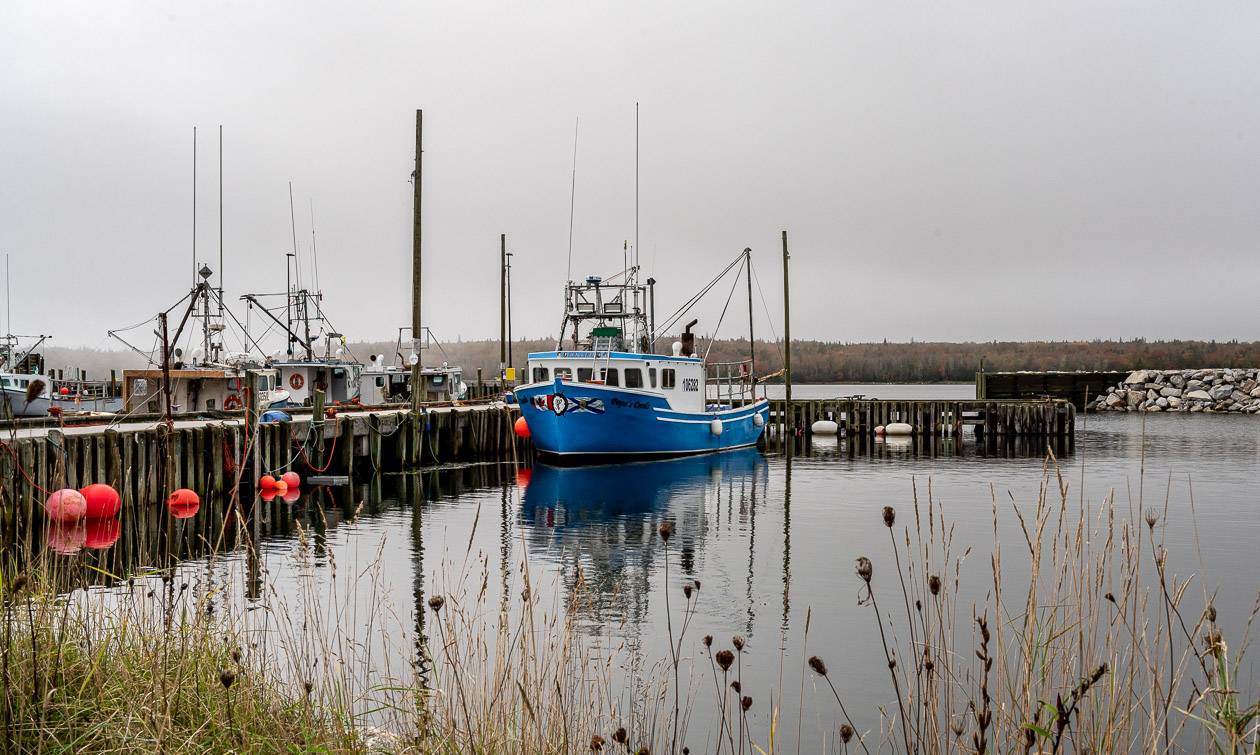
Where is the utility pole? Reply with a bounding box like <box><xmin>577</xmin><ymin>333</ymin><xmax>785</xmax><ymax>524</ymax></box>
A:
<box><xmin>499</xmin><ymin>233</ymin><xmax>506</xmax><ymax>383</ymax></box>
<box><xmin>781</xmin><ymin>231</ymin><xmax>792</xmax><ymax>425</ymax></box>
<box><xmin>410</xmin><ymin>109</ymin><xmax>424</xmax><ymax>412</ymax></box>
<box><xmin>744</xmin><ymin>247</ymin><xmax>754</xmax><ymax>393</ymax></box>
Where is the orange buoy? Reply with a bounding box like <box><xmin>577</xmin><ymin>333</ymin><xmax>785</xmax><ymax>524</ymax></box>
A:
<box><xmin>259</xmin><ymin>475</ymin><xmax>277</xmax><ymax>489</ymax></box>
<box><xmin>515</xmin><ymin>467</ymin><xmax>532</xmax><ymax>488</ymax></box>
<box><xmin>514</xmin><ymin>416</ymin><xmax>530</xmax><ymax>438</ymax></box>
<box><xmin>44</xmin><ymin>489</ymin><xmax>87</xmax><ymax>523</ymax></box>
<box><xmin>282</xmin><ymin>488</ymin><xmax>301</xmax><ymax>503</ymax></box>
<box><xmin>280</xmin><ymin>471</ymin><xmax>301</xmax><ymax>488</ymax></box>
<box><xmin>46</xmin><ymin>522</ymin><xmax>86</xmax><ymax>555</ymax></box>
<box><xmin>274</xmin><ymin>480</ymin><xmax>288</xmax><ymax>493</ymax></box>
<box><xmin>80</xmin><ymin>483</ymin><xmax>121</xmax><ymax>519</ymax></box>
<box><xmin>84</xmin><ymin>517</ymin><xmax>121</xmax><ymax>550</ymax></box>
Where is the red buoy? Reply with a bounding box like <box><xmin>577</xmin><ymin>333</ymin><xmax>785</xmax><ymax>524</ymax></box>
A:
<box><xmin>514</xmin><ymin>416</ymin><xmax>530</xmax><ymax>438</ymax></box>
<box><xmin>281</xmin><ymin>471</ymin><xmax>301</xmax><ymax>488</ymax></box>
<box><xmin>515</xmin><ymin>467</ymin><xmax>532</xmax><ymax>488</ymax></box>
<box><xmin>80</xmin><ymin>483</ymin><xmax>121</xmax><ymax>519</ymax></box>
<box><xmin>259</xmin><ymin>475</ymin><xmax>277</xmax><ymax>490</ymax></box>
<box><xmin>84</xmin><ymin>517</ymin><xmax>121</xmax><ymax>550</ymax></box>
<box><xmin>58</xmin><ymin>386</ymin><xmax>70</xmax><ymax>396</ymax></box>
<box><xmin>282</xmin><ymin>488</ymin><xmax>301</xmax><ymax>503</ymax></box>
<box><xmin>259</xmin><ymin>490</ymin><xmax>277</xmax><ymax>503</ymax></box>
<box><xmin>167</xmin><ymin>488</ymin><xmax>201</xmax><ymax>519</ymax></box>
<box><xmin>44</xmin><ymin>489</ymin><xmax>86</xmax><ymax>523</ymax></box>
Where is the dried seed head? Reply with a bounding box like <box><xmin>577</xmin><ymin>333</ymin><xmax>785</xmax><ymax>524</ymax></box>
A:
<box><xmin>9</xmin><ymin>574</ymin><xmax>27</xmax><ymax>594</ymax></box>
<box><xmin>703</xmin><ymin>634</ymin><xmax>713</xmax><ymax>648</ymax></box>
<box><xmin>658</xmin><ymin>521</ymin><xmax>674</xmax><ymax>542</ymax></box>
<box><xmin>950</xmin><ymin>720</ymin><xmax>965</xmax><ymax>737</ymax></box>
<box><xmin>839</xmin><ymin>724</ymin><xmax>854</xmax><ymax>743</ymax></box>
<box><xmin>636</xmin><ymin>747</ymin><xmax>650</xmax><ymax>755</ymax></box>
<box><xmin>741</xmin><ymin>695</ymin><xmax>753</xmax><ymax>712</ymax></box>
<box><xmin>1144</xmin><ymin>510</ymin><xmax>1158</xmax><ymax>529</ymax></box>
<box><xmin>715</xmin><ymin>649</ymin><xmax>735</xmax><ymax>672</ymax></box>
<box><xmin>732</xmin><ymin>635</ymin><xmax>745</xmax><ymax>652</ymax></box>
<box><xmin>693</xmin><ymin>579</ymin><xmax>701</xmax><ymax>591</ymax></box>
<box><xmin>219</xmin><ymin>668</ymin><xmax>236</xmax><ymax>689</ymax></box>
<box><xmin>231</xmin><ymin>648</ymin><xmax>241</xmax><ymax>664</ymax></box>
<box><xmin>303</xmin><ymin>679</ymin><xmax>313</xmax><ymax>695</ymax></box>
<box><xmin>612</xmin><ymin>727</ymin><xmax>627</xmax><ymax>744</ymax></box>
<box><xmin>427</xmin><ymin>595</ymin><xmax>445</xmax><ymax>612</ymax></box>
<box><xmin>730</xmin><ymin>680</ymin><xmax>741</xmax><ymax>693</ymax></box>
<box><xmin>928</xmin><ymin>575</ymin><xmax>941</xmax><ymax>595</ymax></box>
<box><xmin>888</xmin><ymin>658</ymin><xmax>897</xmax><ymax>670</ymax></box>
<box><xmin>589</xmin><ymin>734</ymin><xmax>605</xmax><ymax>751</ymax></box>
<box><xmin>683</xmin><ymin>584</ymin><xmax>693</xmax><ymax>599</ymax></box>
<box><xmin>808</xmin><ymin>655</ymin><xmax>828</xmax><ymax>676</ymax></box>
<box><xmin>1205</xmin><ymin>602</ymin><xmax>1217</xmax><ymax>623</ymax></box>
<box><xmin>1105</xmin><ymin>592</ymin><xmax>1116</xmax><ymax>603</ymax></box>
<box><xmin>882</xmin><ymin>506</ymin><xmax>895</xmax><ymax>527</ymax></box>
<box><xmin>855</xmin><ymin>556</ymin><xmax>873</xmax><ymax>583</ymax></box>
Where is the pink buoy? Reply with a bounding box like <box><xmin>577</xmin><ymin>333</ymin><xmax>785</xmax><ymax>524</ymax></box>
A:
<box><xmin>280</xmin><ymin>471</ymin><xmax>301</xmax><ymax>488</ymax></box>
<box><xmin>80</xmin><ymin>483</ymin><xmax>121</xmax><ymax>519</ymax></box>
<box><xmin>281</xmin><ymin>488</ymin><xmax>301</xmax><ymax>503</ymax></box>
<box><xmin>84</xmin><ymin>517</ymin><xmax>121</xmax><ymax>550</ymax></box>
<box><xmin>44</xmin><ymin>489</ymin><xmax>87</xmax><ymax>523</ymax></box>
<box><xmin>514</xmin><ymin>416</ymin><xmax>530</xmax><ymax>438</ymax></box>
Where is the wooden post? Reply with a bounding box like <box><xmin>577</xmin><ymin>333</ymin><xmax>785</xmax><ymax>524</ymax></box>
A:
<box><xmin>499</xmin><ymin>233</ymin><xmax>507</xmax><ymax>384</ymax></box>
<box><xmin>781</xmin><ymin>230</ymin><xmax>792</xmax><ymax>442</ymax></box>
<box><xmin>410</xmin><ymin>109</ymin><xmax>424</xmax><ymax>414</ymax></box>
<box><xmin>159</xmin><ymin>313</ymin><xmax>174</xmax><ymax>428</ymax></box>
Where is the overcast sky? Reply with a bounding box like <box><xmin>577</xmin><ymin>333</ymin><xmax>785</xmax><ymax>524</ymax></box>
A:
<box><xmin>2</xmin><ymin>1</ymin><xmax>1258</xmax><ymax>354</ymax></box>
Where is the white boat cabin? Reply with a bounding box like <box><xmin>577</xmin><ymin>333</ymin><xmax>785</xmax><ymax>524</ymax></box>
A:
<box><xmin>525</xmin><ymin>351</ymin><xmax>707</xmax><ymax>413</ymax></box>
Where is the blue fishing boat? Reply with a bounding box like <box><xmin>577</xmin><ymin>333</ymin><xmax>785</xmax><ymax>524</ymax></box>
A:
<box><xmin>514</xmin><ymin>257</ymin><xmax>769</xmax><ymax>462</ymax></box>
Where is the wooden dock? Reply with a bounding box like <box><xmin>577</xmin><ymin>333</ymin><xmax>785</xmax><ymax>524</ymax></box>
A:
<box><xmin>0</xmin><ymin>402</ymin><xmax>528</xmax><ymax>543</ymax></box>
<box><xmin>756</xmin><ymin>397</ymin><xmax>1075</xmax><ymax>454</ymax></box>
<box><xmin>976</xmin><ymin>370</ymin><xmax>1127</xmax><ymax>409</ymax></box>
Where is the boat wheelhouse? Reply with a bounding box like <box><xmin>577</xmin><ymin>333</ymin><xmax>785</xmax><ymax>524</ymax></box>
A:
<box><xmin>514</xmin><ymin>270</ymin><xmax>768</xmax><ymax>461</ymax></box>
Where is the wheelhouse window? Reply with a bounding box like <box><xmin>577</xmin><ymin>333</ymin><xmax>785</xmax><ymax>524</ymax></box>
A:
<box><xmin>648</xmin><ymin>368</ymin><xmax>657</xmax><ymax>388</ymax></box>
<box><xmin>625</xmin><ymin>368</ymin><xmax>643</xmax><ymax>389</ymax></box>
<box><xmin>532</xmin><ymin>366</ymin><xmax>549</xmax><ymax>383</ymax></box>
<box><xmin>555</xmin><ymin>367</ymin><xmax>572</xmax><ymax>381</ymax></box>
<box><xmin>662</xmin><ymin>368</ymin><xmax>677</xmax><ymax>389</ymax></box>
<box><xmin>577</xmin><ymin>368</ymin><xmax>594</xmax><ymax>383</ymax></box>
<box><xmin>601</xmin><ymin>368</ymin><xmax>619</xmax><ymax>387</ymax></box>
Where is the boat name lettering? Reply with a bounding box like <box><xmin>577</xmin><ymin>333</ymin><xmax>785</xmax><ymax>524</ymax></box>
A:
<box><xmin>556</xmin><ymin>351</ymin><xmax>609</xmax><ymax>359</ymax></box>
<box><xmin>609</xmin><ymin>397</ymin><xmax>652</xmax><ymax>410</ymax></box>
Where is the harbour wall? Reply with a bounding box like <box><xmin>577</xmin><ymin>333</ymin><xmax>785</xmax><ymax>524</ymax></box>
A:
<box><xmin>1088</xmin><ymin>369</ymin><xmax>1260</xmax><ymax>413</ymax></box>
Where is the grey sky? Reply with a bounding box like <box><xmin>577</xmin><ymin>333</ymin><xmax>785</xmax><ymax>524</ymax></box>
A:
<box><xmin>2</xmin><ymin>1</ymin><xmax>1258</xmax><ymax>353</ymax></box>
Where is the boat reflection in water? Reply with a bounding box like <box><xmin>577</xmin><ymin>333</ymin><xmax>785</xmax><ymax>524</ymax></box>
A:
<box><xmin>519</xmin><ymin>448</ymin><xmax>769</xmax><ymax>629</ymax></box>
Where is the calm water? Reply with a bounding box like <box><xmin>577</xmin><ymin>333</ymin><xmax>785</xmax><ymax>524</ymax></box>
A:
<box><xmin>26</xmin><ymin>384</ymin><xmax>1260</xmax><ymax>748</ymax></box>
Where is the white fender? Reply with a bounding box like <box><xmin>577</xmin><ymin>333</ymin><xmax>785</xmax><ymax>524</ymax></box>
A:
<box><xmin>710</xmin><ymin>418</ymin><xmax>723</xmax><ymax>436</ymax></box>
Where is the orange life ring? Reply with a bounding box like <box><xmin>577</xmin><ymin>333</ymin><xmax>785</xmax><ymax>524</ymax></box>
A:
<box><xmin>223</xmin><ymin>394</ymin><xmax>242</xmax><ymax>411</ymax></box>
<box><xmin>289</xmin><ymin>373</ymin><xmax>305</xmax><ymax>390</ymax></box>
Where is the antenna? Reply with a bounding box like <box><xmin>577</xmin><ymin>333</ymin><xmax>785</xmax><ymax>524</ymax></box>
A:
<box><xmin>309</xmin><ymin>198</ymin><xmax>321</xmax><ymax>296</ymax></box>
<box><xmin>192</xmin><ymin>126</ymin><xmax>197</xmax><ymax>287</ymax></box>
<box><xmin>566</xmin><ymin>117</ymin><xmax>579</xmax><ymax>284</ymax></box>
<box><xmin>218</xmin><ymin>124</ymin><xmax>224</xmax><ymax>318</ymax></box>
<box><xmin>634</xmin><ymin>101</ymin><xmax>639</xmax><ymax>276</ymax></box>
<box><xmin>288</xmin><ymin>182</ymin><xmax>299</xmax><ymax>293</ymax></box>
<box><xmin>5</xmin><ymin>253</ymin><xmax>10</xmax><ymax>338</ymax></box>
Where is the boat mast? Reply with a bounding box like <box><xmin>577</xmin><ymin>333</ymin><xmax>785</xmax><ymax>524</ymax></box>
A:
<box><xmin>410</xmin><ymin>109</ymin><xmax>423</xmax><ymax>411</ymax></box>
<box><xmin>745</xmin><ymin>247</ymin><xmax>754</xmax><ymax>391</ymax></box>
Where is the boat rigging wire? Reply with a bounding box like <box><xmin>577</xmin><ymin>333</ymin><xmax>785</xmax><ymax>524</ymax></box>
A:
<box><xmin>565</xmin><ymin>117</ymin><xmax>579</xmax><ymax>285</ymax></box>
<box><xmin>702</xmin><ymin>263</ymin><xmax>744</xmax><ymax>361</ymax></box>
<box><xmin>656</xmin><ymin>251</ymin><xmax>745</xmax><ymax>337</ymax></box>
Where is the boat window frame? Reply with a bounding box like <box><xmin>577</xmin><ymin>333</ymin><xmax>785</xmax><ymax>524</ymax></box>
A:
<box><xmin>648</xmin><ymin>368</ymin><xmax>657</xmax><ymax>388</ymax></box>
<box><xmin>532</xmin><ymin>366</ymin><xmax>549</xmax><ymax>383</ymax></box>
<box><xmin>555</xmin><ymin>367</ymin><xmax>572</xmax><ymax>381</ymax></box>
<box><xmin>624</xmin><ymin>368</ymin><xmax>644</xmax><ymax>389</ymax></box>
<box><xmin>577</xmin><ymin>367</ymin><xmax>594</xmax><ymax>383</ymax></box>
<box><xmin>601</xmin><ymin>367</ymin><xmax>619</xmax><ymax>387</ymax></box>
<box><xmin>662</xmin><ymin>368</ymin><xmax>676</xmax><ymax>389</ymax></box>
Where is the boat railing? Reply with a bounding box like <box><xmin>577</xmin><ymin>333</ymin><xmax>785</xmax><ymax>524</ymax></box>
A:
<box><xmin>706</xmin><ymin>359</ymin><xmax>757</xmax><ymax>406</ymax></box>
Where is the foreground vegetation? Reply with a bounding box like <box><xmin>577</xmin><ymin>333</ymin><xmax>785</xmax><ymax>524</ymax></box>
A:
<box><xmin>3</xmin><ymin>455</ymin><xmax>1259</xmax><ymax>752</ymax></box>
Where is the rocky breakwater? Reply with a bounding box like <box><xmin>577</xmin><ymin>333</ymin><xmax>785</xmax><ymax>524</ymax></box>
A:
<box><xmin>1089</xmin><ymin>369</ymin><xmax>1260</xmax><ymax>413</ymax></box>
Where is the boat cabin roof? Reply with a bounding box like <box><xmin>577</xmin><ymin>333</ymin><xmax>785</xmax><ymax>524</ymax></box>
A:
<box><xmin>528</xmin><ymin>350</ymin><xmax>701</xmax><ymax>364</ymax></box>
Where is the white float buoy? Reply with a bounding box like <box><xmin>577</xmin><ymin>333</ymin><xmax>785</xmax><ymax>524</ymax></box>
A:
<box><xmin>709</xmin><ymin>418</ymin><xmax>724</xmax><ymax>436</ymax></box>
<box><xmin>874</xmin><ymin>425</ymin><xmax>886</xmax><ymax>436</ymax></box>
<box><xmin>752</xmin><ymin>413</ymin><xmax>765</xmax><ymax>427</ymax></box>
<box><xmin>885</xmin><ymin>422</ymin><xmax>913</xmax><ymax>436</ymax></box>
<box><xmin>810</xmin><ymin>419</ymin><xmax>839</xmax><ymax>435</ymax></box>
